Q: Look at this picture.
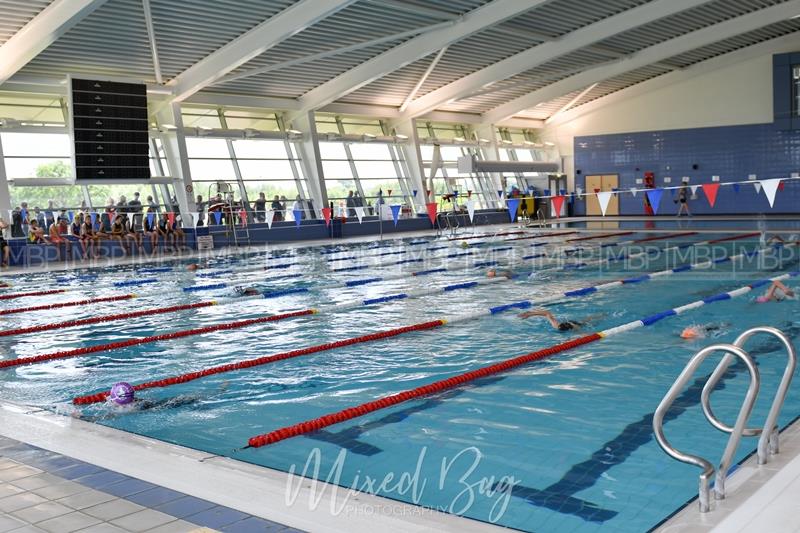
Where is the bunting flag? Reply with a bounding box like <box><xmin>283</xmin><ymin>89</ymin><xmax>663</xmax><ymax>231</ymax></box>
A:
<box><xmin>387</xmin><ymin>189</ymin><xmax>392</xmax><ymax>197</ymax></box>
<box><xmin>593</xmin><ymin>188</ymin><xmax>600</xmax><ymax>194</ymax></box>
<box><xmin>354</xmin><ymin>206</ymin><xmax>365</xmax><ymax>223</ymax></box>
<box><xmin>560</xmin><ymin>188</ymin><xmax>566</xmax><ymax>196</ymax></box>
<box><xmin>597</xmin><ymin>191</ymin><xmax>613</xmax><ymax>216</ymax></box>
<box><xmin>265</xmin><ymin>209</ymin><xmax>275</xmax><ymax>229</ymax></box>
<box><xmin>467</xmin><ymin>190</ymin><xmax>472</xmax><ymax>198</ymax></box>
<box><xmin>213</xmin><ymin>211</ymin><xmax>222</xmax><ymax>225</ymax></box>
<box><xmin>544</xmin><ymin>189</ymin><xmax>551</xmax><ymax>196</ymax></box>
<box><xmin>753</xmin><ymin>181</ymin><xmax>762</xmax><ymax>194</ymax></box>
<box><xmin>293</xmin><ymin>209</ymin><xmax>302</xmax><ymax>227</ymax></box>
<box><xmin>551</xmin><ymin>196</ymin><xmax>565</xmax><ymax>218</ymax></box>
<box><xmin>733</xmin><ymin>183</ymin><xmax>740</xmax><ymax>193</ymax></box>
<box><xmin>778</xmin><ymin>181</ymin><xmax>786</xmax><ymax>192</ymax></box>
<box><xmin>321</xmin><ymin>207</ymin><xmax>332</xmax><ymax>227</ymax></box>
<box><xmin>701</xmin><ymin>183</ymin><xmax>720</xmax><ymax>207</ymax></box>
<box><xmin>425</xmin><ymin>202</ymin><xmax>438</xmax><ymax>225</ymax></box>
<box><xmin>90</xmin><ymin>212</ymin><xmax>98</xmax><ymax>227</ymax></box>
<box><xmin>67</xmin><ymin>211</ymin><xmax>74</xmax><ymax>223</ymax></box>
<box><xmin>412</xmin><ymin>190</ymin><xmax>418</xmax><ymax>197</ymax></box>
<box><xmin>390</xmin><ymin>204</ymin><xmax>401</xmax><ymax>226</ymax></box>
<box><xmin>646</xmin><ymin>189</ymin><xmax>663</xmax><ymax>215</ymax></box>
<box><xmin>466</xmin><ymin>200</ymin><xmax>476</xmax><ymax>222</ymax></box>
<box><xmin>452</xmin><ymin>190</ymin><xmax>459</xmax><ymax>198</ymax></box>
<box><xmin>630</xmin><ymin>188</ymin><xmax>637</xmax><ymax>197</ymax></box>
<box><xmin>761</xmin><ymin>178</ymin><xmax>782</xmax><ymax>208</ymax></box>
<box><xmin>690</xmin><ymin>185</ymin><xmax>699</xmax><ymax>196</ymax></box>
<box><xmin>239</xmin><ymin>209</ymin><xmax>247</xmax><ymax>227</ymax></box>
<box><xmin>165</xmin><ymin>212</ymin><xmax>174</xmax><ymax>227</ymax></box>
<box><xmin>497</xmin><ymin>190</ymin><xmax>503</xmax><ymax>198</ymax></box>
<box><xmin>506</xmin><ymin>198</ymin><xmax>520</xmax><ymax>222</ymax></box>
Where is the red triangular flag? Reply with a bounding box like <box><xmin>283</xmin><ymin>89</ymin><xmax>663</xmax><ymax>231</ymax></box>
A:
<box><xmin>425</xmin><ymin>202</ymin><xmax>437</xmax><ymax>225</ymax></box>
<box><xmin>551</xmin><ymin>196</ymin><xmax>565</xmax><ymax>217</ymax></box>
<box><xmin>321</xmin><ymin>207</ymin><xmax>332</xmax><ymax>227</ymax></box>
<box><xmin>701</xmin><ymin>183</ymin><xmax>720</xmax><ymax>207</ymax></box>
<box><xmin>778</xmin><ymin>182</ymin><xmax>785</xmax><ymax>192</ymax></box>
<box><xmin>594</xmin><ymin>188</ymin><xmax>600</xmax><ymax>194</ymax></box>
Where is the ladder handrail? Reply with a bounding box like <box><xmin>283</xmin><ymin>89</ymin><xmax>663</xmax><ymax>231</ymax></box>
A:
<box><xmin>700</xmin><ymin>326</ymin><xmax>797</xmax><ymax>465</ymax></box>
<box><xmin>653</xmin><ymin>343</ymin><xmax>760</xmax><ymax>512</ymax></box>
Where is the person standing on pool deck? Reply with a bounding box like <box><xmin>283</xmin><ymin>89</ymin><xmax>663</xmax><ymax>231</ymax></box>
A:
<box><xmin>675</xmin><ymin>182</ymin><xmax>690</xmax><ymax>217</ymax></box>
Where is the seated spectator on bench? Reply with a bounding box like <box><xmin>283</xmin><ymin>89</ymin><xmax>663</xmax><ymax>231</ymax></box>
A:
<box><xmin>48</xmin><ymin>218</ymin><xmax>71</xmax><ymax>260</ymax></box>
<box><xmin>143</xmin><ymin>210</ymin><xmax>159</xmax><ymax>257</ymax></box>
<box><xmin>0</xmin><ymin>216</ymin><xmax>10</xmax><ymax>267</ymax></box>
<box><xmin>28</xmin><ymin>219</ymin><xmax>49</xmax><ymax>245</ymax></box>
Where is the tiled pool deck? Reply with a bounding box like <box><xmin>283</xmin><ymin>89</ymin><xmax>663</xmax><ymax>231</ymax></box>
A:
<box><xmin>0</xmin><ymin>435</ymin><xmax>301</xmax><ymax>533</ymax></box>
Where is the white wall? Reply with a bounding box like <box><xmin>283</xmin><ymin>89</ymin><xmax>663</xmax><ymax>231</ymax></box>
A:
<box><xmin>540</xmin><ymin>35</ymin><xmax>800</xmax><ymax>190</ymax></box>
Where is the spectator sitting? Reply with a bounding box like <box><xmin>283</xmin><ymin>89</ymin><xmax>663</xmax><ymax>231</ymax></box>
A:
<box><xmin>28</xmin><ymin>219</ymin><xmax>49</xmax><ymax>244</ymax></box>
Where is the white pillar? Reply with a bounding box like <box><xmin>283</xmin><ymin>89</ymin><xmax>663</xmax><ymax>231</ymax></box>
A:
<box><xmin>476</xmin><ymin>123</ymin><xmax>504</xmax><ymax>207</ymax></box>
<box><xmin>393</xmin><ymin>120</ymin><xmax>427</xmax><ymax>210</ymax></box>
<box><xmin>155</xmin><ymin>102</ymin><xmax>196</xmax><ymax>215</ymax></box>
<box><xmin>0</xmin><ymin>135</ymin><xmax>12</xmax><ymax>214</ymax></box>
<box><xmin>288</xmin><ymin>111</ymin><xmax>327</xmax><ymax>215</ymax></box>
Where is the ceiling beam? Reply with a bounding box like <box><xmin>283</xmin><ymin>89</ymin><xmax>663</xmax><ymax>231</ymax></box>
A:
<box><xmin>399</xmin><ymin>46</ymin><xmax>448</xmax><ymax>112</ymax></box>
<box><xmin>483</xmin><ymin>0</ymin><xmax>800</xmax><ymax>124</ymax></box>
<box><xmin>397</xmin><ymin>0</ymin><xmax>710</xmax><ymax>122</ymax></box>
<box><xmin>212</xmin><ymin>21</ymin><xmax>454</xmax><ymax>86</ymax></box>
<box><xmin>544</xmin><ymin>83</ymin><xmax>597</xmax><ymax>124</ymax></box>
<box><xmin>141</xmin><ymin>0</ymin><xmax>162</xmax><ymax>84</ymax></box>
<box><xmin>0</xmin><ymin>0</ymin><xmax>109</xmax><ymax>85</ymax></box>
<box><xmin>288</xmin><ymin>0</ymin><xmax>543</xmax><ymax>122</ymax></box>
<box><xmin>167</xmin><ymin>0</ymin><xmax>356</xmax><ymax>102</ymax></box>
<box><xmin>363</xmin><ymin>0</ymin><xmax>460</xmax><ymax>21</ymax></box>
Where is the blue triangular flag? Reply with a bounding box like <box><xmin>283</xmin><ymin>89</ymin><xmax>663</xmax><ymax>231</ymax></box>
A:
<box><xmin>733</xmin><ymin>183</ymin><xmax>740</xmax><ymax>193</ymax></box>
<box><xmin>147</xmin><ymin>213</ymin><xmax>154</xmax><ymax>227</ymax></box>
<box><xmin>544</xmin><ymin>189</ymin><xmax>551</xmax><ymax>197</ymax></box>
<box><xmin>507</xmin><ymin>198</ymin><xmax>520</xmax><ymax>222</ymax></box>
<box><xmin>293</xmin><ymin>209</ymin><xmax>302</xmax><ymax>227</ymax></box>
<box><xmin>90</xmin><ymin>212</ymin><xmax>98</xmax><ymax>226</ymax></box>
<box><xmin>497</xmin><ymin>190</ymin><xmax>503</xmax><ymax>198</ymax></box>
<box><xmin>211</xmin><ymin>211</ymin><xmax>221</xmax><ymax>224</ymax></box>
<box><xmin>67</xmin><ymin>211</ymin><xmax>74</xmax><ymax>223</ymax></box>
<box><xmin>646</xmin><ymin>189</ymin><xmax>663</xmax><ymax>215</ymax></box>
<box><xmin>452</xmin><ymin>190</ymin><xmax>459</xmax><ymax>198</ymax></box>
<box><xmin>560</xmin><ymin>189</ymin><xmax>566</xmax><ymax>195</ymax></box>
<box><xmin>390</xmin><ymin>205</ymin><xmax>401</xmax><ymax>226</ymax></box>
<box><xmin>412</xmin><ymin>189</ymin><xmax>418</xmax><ymax>197</ymax></box>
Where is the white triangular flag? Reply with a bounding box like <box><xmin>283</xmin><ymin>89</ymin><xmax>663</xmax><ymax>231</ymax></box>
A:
<box><xmin>466</xmin><ymin>200</ymin><xmax>476</xmax><ymax>222</ymax></box>
<box><xmin>630</xmin><ymin>188</ymin><xmax>637</xmax><ymax>197</ymax></box>
<box><xmin>597</xmin><ymin>191</ymin><xmax>613</xmax><ymax>216</ymax></box>
<box><xmin>690</xmin><ymin>185</ymin><xmax>699</xmax><ymax>195</ymax></box>
<box><xmin>354</xmin><ymin>206</ymin><xmax>365</xmax><ymax>223</ymax></box>
<box><xmin>753</xmin><ymin>181</ymin><xmax>762</xmax><ymax>194</ymax></box>
<box><xmin>265</xmin><ymin>209</ymin><xmax>275</xmax><ymax>229</ymax></box>
<box><xmin>760</xmin><ymin>178</ymin><xmax>781</xmax><ymax>208</ymax></box>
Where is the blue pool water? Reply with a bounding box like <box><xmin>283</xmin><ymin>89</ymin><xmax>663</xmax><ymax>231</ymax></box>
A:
<box><xmin>0</xmin><ymin>228</ymin><xmax>799</xmax><ymax>532</ymax></box>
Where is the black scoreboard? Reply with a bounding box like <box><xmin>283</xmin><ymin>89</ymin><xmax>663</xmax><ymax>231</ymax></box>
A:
<box><xmin>69</xmin><ymin>77</ymin><xmax>151</xmax><ymax>181</ymax></box>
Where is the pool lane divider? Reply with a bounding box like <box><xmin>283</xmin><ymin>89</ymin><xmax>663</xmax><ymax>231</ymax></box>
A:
<box><xmin>4</xmin><ymin>277</ymin><xmax>510</xmax><ymax>370</ymax></box>
<box><xmin>243</xmin><ymin>269</ymin><xmax>800</xmax><ymax>448</ymax></box>
<box><xmin>69</xmin><ymin>241</ymin><xmax>794</xmax><ymax>405</ymax></box>
<box><xmin>0</xmin><ymin>288</ymin><xmax>68</xmax><ymax>301</ymax></box>
<box><xmin>564</xmin><ymin>231</ymin><xmax>635</xmax><ymax>242</ymax></box>
<box><xmin>0</xmin><ymin>294</ymin><xmax>137</xmax><ymax>316</ymax></box>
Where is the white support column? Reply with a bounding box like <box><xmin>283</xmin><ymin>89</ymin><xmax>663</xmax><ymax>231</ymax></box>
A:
<box><xmin>155</xmin><ymin>103</ymin><xmax>196</xmax><ymax>216</ymax></box>
<box><xmin>393</xmin><ymin>120</ymin><xmax>427</xmax><ymax>211</ymax></box>
<box><xmin>289</xmin><ymin>111</ymin><xmax>327</xmax><ymax>215</ymax></box>
<box><xmin>0</xmin><ymin>135</ymin><xmax>12</xmax><ymax>214</ymax></box>
<box><xmin>475</xmin><ymin>124</ymin><xmax>503</xmax><ymax>207</ymax></box>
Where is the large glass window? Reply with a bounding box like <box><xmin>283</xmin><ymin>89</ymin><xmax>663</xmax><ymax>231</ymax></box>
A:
<box><xmin>793</xmin><ymin>65</ymin><xmax>799</xmax><ymax>118</ymax></box>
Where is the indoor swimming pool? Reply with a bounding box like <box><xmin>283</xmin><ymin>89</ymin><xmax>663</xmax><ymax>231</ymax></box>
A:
<box><xmin>0</xmin><ymin>227</ymin><xmax>798</xmax><ymax>533</ymax></box>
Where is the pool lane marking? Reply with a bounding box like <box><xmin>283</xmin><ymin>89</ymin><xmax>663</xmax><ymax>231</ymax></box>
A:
<box><xmin>68</xmin><ymin>241</ymin><xmax>795</xmax><ymax>404</ymax></box>
<box><xmin>0</xmin><ymin>288</ymin><xmax>68</xmax><ymax>301</ymax></box>
<box><xmin>244</xmin><ymin>269</ymin><xmax>800</xmax><ymax>448</ymax></box>
<box><xmin>0</xmin><ymin>294</ymin><xmax>137</xmax><ymax>317</ymax></box>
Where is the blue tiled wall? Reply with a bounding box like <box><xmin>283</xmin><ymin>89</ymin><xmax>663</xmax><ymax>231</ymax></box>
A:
<box><xmin>573</xmin><ymin>123</ymin><xmax>800</xmax><ymax>215</ymax></box>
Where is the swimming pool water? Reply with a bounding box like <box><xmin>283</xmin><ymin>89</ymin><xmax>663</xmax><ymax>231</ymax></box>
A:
<box><xmin>1</xmin><ymin>229</ymin><xmax>799</xmax><ymax>532</ymax></box>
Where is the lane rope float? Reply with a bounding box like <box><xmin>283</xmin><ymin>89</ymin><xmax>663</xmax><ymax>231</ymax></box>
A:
<box><xmin>0</xmin><ymin>294</ymin><xmax>136</xmax><ymax>316</ymax></box>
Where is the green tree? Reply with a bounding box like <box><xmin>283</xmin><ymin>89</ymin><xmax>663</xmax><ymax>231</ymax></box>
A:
<box><xmin>35</xmin><ymin>160</ymin><xmax>72</xmax><ymax>178</ymax></box>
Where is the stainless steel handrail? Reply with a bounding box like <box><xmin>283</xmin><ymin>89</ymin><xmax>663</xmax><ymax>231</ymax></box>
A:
<box><xmin>653</xmin><ymin>344</ymin><xmax>760</xmax><ymax>512</ymax></box>
<box><xmin>701</xmin><ymin>326</ymin><xmax>796</xmax><ymax>465</ymax></box>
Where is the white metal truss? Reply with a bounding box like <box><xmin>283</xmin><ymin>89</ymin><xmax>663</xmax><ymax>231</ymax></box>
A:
<box><xmin>399</xmin><ymin>46</ymin><xmax>448</xmax><ymax>113</ymax></box>
<box><xmin>288</xmin><ymin>0</ymin><xmax>543</xmax><ymax>121</ymax></box>
<box><xmin>167</xmin><ymin>0</ymin><xmax>356</xmax><ymax>102</ymax></box>
<box><xmin>545</xmin><ymin>83</ymin><xmax>598</xmax><ymax>124</ymax></box>
<box><xmin>0</xmin><ymin>0</ymin><xmax>109</xmax><ymax>85</ymax></box>
<box><xmin>483</xmin><ymin>0</ymin><xmax>800</xmax><ymax>124</ymax></box>
<box><xmin>396</xmin><ymin>0</ymin><xmax>711</xmax><ymax>122</ymax></box>
<box><xmin>141</xmin><ymin>0</ymin><xmax>162</xmax><ymax>84</ymax></box>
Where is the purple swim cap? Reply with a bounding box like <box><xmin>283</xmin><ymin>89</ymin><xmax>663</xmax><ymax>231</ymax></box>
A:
<box><xmin>109</xmin><ymin>382</ymin><xmax>135</xmax><ymax>405</ymax></box>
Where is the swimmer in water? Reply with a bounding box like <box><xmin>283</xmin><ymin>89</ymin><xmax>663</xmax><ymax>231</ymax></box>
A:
<box><xmin>518</xmin><ymin>309</ymin><xmax>583</xmax><ymax>331</ymax></box>
<box><xmin>233</xmin><ymin>286</ymin><xmax>260</xmax><ymax>296</ymax></box>
<box><xmin>756</xmin><ymin>280</ymin><xmax>796</xmax><ymax>303</ymax></box>
<box><xmin>487</xmin><ymin>268</ymin><xmax>515</xmax><ymax>279</ymax></box>
<box><xmin>680</xmin><ymin>323</ymin><xmax>727</xmax><ymax>340</ymax></box>
<box><xmin>186</xmin><ymin>262</ymin><xmax>206</xmax><ymax>271</ymax></box>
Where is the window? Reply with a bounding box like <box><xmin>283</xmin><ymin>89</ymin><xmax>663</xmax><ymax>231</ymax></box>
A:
<box><xmin>794</xmin><ymin>65</ymin><xmax>799</xmax><ymax>118</ymax></box>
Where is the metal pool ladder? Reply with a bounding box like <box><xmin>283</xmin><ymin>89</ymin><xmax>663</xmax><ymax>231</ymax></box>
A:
<box><xmin>652</xmin><ymin>326</ymin><xmax>796</xmax><ymax>513</ymax></box>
